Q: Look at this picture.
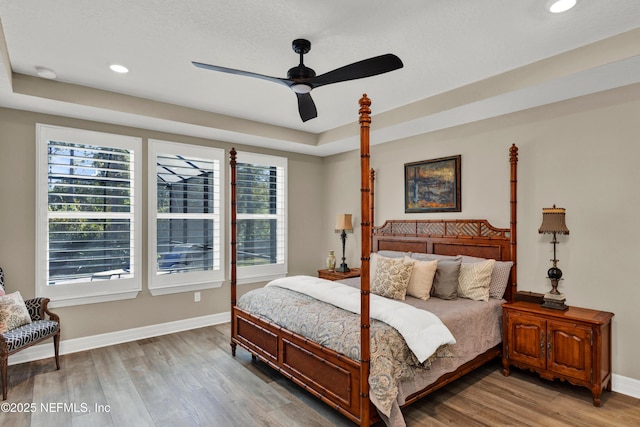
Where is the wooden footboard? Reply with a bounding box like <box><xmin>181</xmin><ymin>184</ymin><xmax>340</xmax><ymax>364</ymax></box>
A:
<box><xmin>232</xmin><ymin>307</ymin><xmax>370</xmax><ymax>424</ymax></box>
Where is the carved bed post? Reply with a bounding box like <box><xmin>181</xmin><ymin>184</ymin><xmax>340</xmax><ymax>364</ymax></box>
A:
<box><xmin>230</xmin><ymin>148</ymin><xmax>238</xmax><ymax>355</ymax></box>
<box><xmin>359</xmin><ymin>94</ymin><xmax>372</xmax><ymax>426</ymax></box>
<box><xmin>509</xmin><ymin>144</ymin><xmax>518</xmax><ymax>303</ymax></box>
<box><xmin>370</xmin><ymin>168</ymin><xmax>375</xmax><ymax>248</ymax></box>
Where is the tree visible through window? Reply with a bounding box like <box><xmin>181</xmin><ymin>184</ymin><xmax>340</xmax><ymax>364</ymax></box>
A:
<box><xmin>47</xmin><ymin>142</ymin><xmax>134</xmax><ymax>282</ymax></box>
<box><xmin>236</xmin><ymin>152</ymin><xmax>286</xmax><ymax>281</ymax></box>
<box><xmin>36</xmin><ymin>124</ymin><xmax>142</xmax><ymax>306</ymax></box>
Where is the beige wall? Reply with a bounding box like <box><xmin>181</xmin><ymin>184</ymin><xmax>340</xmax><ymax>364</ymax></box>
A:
<box><xmin>0</xmin><ymin>108</ymin><xmax>324</xmax><ymax>340</ymax></box>
<box><xmin>322</xmin><ymin>83</ymin><xmax>640</xmax><ymax>381</ymax></box>
<box><xmin>1</xmin><ymin>81</ymin><xmax>639</xmax><ymax>382</ymax></box>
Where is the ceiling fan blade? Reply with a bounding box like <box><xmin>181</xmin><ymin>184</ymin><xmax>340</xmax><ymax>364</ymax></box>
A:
<box><xmin>309</xmin><ymin>54</ymin><xmax>403</xmax><ymax>88</ymax></box>
<box><xmin>296</xmin><ymin>93</ymin><xmax>317</xmax><ymax>122</ymax></box>
<box><xmin>192</xmin><ymin>61</ymin><xmax>289</xmax><ymax>88</ymax></box>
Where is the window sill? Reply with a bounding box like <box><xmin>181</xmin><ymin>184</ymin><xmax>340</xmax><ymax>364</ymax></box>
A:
<box><xmin>49</xmin><ymin>290</ymin><xmax>140</xmax><ymax>308</ymax></box>
<box><xmin>149</xmin><ymin>280</ymin><xmax>224</xmax><ymax>296</ymax></box>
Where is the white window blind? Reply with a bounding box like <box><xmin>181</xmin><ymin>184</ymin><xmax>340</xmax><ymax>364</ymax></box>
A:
<box><xmin>36</xmin><ymin>124</ymin><xmax>142</xmax><ymax>306</ymax></box>
<box><xmin>236</xmin><ymin>152</ymin><xmax>287</xmax><ymax>283</ymax></box>
<box><xmin>148</xmin><ymin>140</ymin><xmax>224</xmax><ymax>295</ymax></box>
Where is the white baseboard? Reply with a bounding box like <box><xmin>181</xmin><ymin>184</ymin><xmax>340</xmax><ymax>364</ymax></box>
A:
<box><xmin>9</xmin><ymin>311</ymin><xmax>230</xmax><ymax>366</ymax></box>
<box><xmin>9</xmin><ymin>313</ymin><xmax>640</xmax><ymax>402</ymax></box>
<box><xmin>613</xmin><ymin>373</ymin><xmax>640</xmax><ymax>399</ymax></box>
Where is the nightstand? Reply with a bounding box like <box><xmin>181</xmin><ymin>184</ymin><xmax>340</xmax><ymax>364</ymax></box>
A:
<box><xmin>502</xmin><ymin>301</ymin><xmax>614</xmax><ymax>406</ymax></box>
<box><xmin>318</xmin><ymin>268</ymin><xmax>360</xmax><ymax>281</ymax></box>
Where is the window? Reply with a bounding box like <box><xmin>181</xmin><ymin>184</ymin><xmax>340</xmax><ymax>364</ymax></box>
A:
<box><xmin>148</xmin><ymin>140</ymin><xmax>224</xmax><ymax>295</ymax></box>
<box><xmin>236</xmin><ymin>152</ymin><xmax>287</xmax><ymax>283</ymax></box>
<box><xmin>36</xmin><ymin>124</ymin><xmax>142</xmax><ymax>307</ymax></box>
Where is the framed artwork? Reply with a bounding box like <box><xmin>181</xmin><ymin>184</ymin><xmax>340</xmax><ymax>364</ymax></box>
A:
<box><xmin>404</xmin><ymin>155</ymin><xmax>461</xmax><ymax>213</ymax></box>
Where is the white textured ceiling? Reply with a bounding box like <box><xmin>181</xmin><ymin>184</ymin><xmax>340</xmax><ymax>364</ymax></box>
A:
<box><xmin>0</xmin><ymin>0</ymin><xmax>639</xmax><ymax>156</ymax></box>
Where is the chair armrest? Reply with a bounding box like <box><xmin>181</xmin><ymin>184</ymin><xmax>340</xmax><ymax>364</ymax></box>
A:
<box><xmin>24</xmin><ymin>297</ymin><xmax>59</xmax><ymax>323</ymax></box>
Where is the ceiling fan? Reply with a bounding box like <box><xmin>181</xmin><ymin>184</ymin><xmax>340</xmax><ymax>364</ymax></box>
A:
<box><xmin>192</xmin><ymin>39</ymin><xmax>403</xmax><ymax>122</ymax></box>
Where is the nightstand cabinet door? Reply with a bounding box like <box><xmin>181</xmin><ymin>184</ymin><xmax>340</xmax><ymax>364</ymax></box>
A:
<box><xmin>507</xmin><ymin>312</ymin><xmax>546</xmax><ymax>370</ymax></box>
<box><xmin>547</xmin><ymin>320</ymin><xmax>592</xmax><ymax>383</ymax></box>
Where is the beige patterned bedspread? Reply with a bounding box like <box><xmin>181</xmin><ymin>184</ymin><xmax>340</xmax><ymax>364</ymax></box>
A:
<box><xmin>237</xmin><ymin>286</ymin><xmax>452</xmax><ymax>418</ymax></box>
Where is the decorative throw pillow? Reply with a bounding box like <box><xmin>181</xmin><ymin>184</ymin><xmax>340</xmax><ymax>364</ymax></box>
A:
<box><xmin>460</xmin><ymin>255</ymin><xmax>513</xmax><ymax>299</ymax></box>
<box><xmin>403</xmin><ymin>256</ymin><xmax>437</xmax><ymax>300</ymax></box>
<box><xmin>430</xmin><ymin>256</ymin><xmax>462</xmax><ymax>300</ymax></box>
<box><xmin>457</xmin><ymin>259</ymin><xmax>496</xmax><ymax>302</ymax></box>
<box><xmin>0</xmin><ymin>291</ymin><xmax>32</xmax><ymax>333</ymax></box>
<box><xmin>371</xmin><ymin>256</ymin><xmax>413</xmax><ymax>300</ymax></box>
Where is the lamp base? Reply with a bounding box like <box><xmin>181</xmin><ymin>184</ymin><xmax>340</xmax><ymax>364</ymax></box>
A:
<box><xmin>542</xmin><ymin>292</ymin><xmax>568</xmax><ymax>311</ymax></box>
<box><xmin>335</xmin><ymin>263</ymin><xmax>350</xmax><ymax>273</ymax></box>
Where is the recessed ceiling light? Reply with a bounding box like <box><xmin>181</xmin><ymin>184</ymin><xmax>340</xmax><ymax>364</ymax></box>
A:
<box><xmin>35</xmin><ymin>66</ymin><xmax>57</xmax><ymax>79</ymax></box>
<box><xmin>109</xmin><ymin>64</ymin><xmax>129</xmax><ymax>74</ymax></box>
<box><xmin>548</xmin><ymin>0</ymin><xmax>577</xmax><ymax>13</ymax></box>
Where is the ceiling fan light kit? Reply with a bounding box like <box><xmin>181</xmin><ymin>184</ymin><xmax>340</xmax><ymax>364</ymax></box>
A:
<box><xmin>192</xmin><ymin>38</ymin><xmax>403</xmax><ymax>122</ymax></box>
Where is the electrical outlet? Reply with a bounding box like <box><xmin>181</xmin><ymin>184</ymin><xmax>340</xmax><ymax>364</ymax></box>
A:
<box><xmin>194</xmin><ymin>291</ymin><xmax>201</xmax><ymax>302</ymax></box>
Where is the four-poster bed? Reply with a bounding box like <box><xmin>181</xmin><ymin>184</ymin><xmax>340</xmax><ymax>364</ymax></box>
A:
<box><xmin>228</xmin><ymin>95</ymin><xmax>519</xmax><ymax>426</ymax></box>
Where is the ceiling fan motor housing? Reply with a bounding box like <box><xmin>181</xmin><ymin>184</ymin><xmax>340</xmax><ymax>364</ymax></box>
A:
<box><xmin>287</xmin><ymin>65</ymin><xmax>315</xmax><ymax>80</ymax></box>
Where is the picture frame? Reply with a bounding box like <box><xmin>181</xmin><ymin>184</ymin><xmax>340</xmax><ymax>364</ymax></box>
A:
<box><xmin>404</xmin><ymin>155</ymin><xmax>461</xmax><ymax>213</ymax></box>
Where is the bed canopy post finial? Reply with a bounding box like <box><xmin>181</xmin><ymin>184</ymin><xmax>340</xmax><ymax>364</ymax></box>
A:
<box><xmin>230</xmin><ymin>147</ymin><xmax>238</xmax><ymax>356</ymax></box>
<box><xmin>358</xmin><ymin>94</ymin><xmax>372</xmax><ymax>426</ymax></box>
<box><xmin>509</xmin><ymin>143</ymin><xmax>518</xmax><ymax>303</ymax></box>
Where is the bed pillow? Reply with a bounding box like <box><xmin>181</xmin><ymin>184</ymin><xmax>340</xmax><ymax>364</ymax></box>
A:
<box><xmin>403</xmin><ymin>256</ymin><xmax>437</xmax><ymax>300</ymax></box>
<box><xmin>371</xmin><ymin>256</ymin><xmax>413</xmax><ymax>301</ymax></box>
<box><xmin>376</xmin><ymin>250</ymin><xmax>408</xmax><ymax>258</ymax></box>
<box><xmin>0</xmin><ymin>291</ymin><xmax>32</xmax><ymax>333</ymax></box>
<box><xmin>370</xmin><ymin>252</ymin><xmax>407</xmax><ymax>281</ymax></box>
<box><xmin>429</xmin><ymin>256</ymin><xmax>462</xmax><ymax>300</ymax></box>
<box><xmin>411</xmin><ymin>253</ymin><xmax>459</xmax><ymax>262</ymax></box>
<box><xmin>457</xmin><ymin>259</ymin><xmax>495</xmax><ymax>302</ymax></box>
<box><xmin>460</xmin><ymin>255</ymin><xmax>513</xmax><ymax>299</ymax></box>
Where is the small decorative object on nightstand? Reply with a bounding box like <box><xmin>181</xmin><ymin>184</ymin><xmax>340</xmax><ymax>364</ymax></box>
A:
<box><xmin>538</xmin><ymin>205</ymin><xmax>570</xmax><ymax>310</ymax></box>
<box><xmin>502</xmin><ymin>301</ymin><xmax>614</xmax><ymax>407</ymax></box>
<box><xmin>335</xmin><ymin>214</ymin><xmax>353</xmax><ymax>273</ymax></box>
<box><xmin>318</xmin><ymin>268</ymin><xmax>360</xmax><ymax>281</ymax></box>
<box><xmin>326</xmin><ymin>250</ymin><xmax>336</xmax><ymax>271</ymax></box>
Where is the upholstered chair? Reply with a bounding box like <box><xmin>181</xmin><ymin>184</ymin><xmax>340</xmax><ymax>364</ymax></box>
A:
<box><xmin>0</xmin><ymin>267</ymin><xmax>60</xmax><ymax>400</ymax></box>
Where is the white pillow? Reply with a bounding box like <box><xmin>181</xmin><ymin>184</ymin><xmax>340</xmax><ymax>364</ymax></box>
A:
<box><xmin>457</xmin><ymin>259</ymin><xmax>495</xmax><ymax>302</ymax></box>
<box><xmin>403</xmin><ymin>256</ymin><xmax>437</xmax><ymax>300</ymax></box>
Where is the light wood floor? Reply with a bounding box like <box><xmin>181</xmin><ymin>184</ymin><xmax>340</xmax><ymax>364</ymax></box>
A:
<box><xmin>2</xmin><ymin>324</ymin><xmax>639</xmax><ymax>427</ymax></box>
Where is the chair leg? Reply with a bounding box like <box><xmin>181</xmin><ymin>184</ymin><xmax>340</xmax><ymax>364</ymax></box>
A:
<box><xmin>1</xmin><ymin>351</ymin><xmax>7</xmax><ymax>401</ymax></box>
<box><xmin>53</xmin><ymin>332</ymin><xmax>60</xmax><ymax>370</ymax></box>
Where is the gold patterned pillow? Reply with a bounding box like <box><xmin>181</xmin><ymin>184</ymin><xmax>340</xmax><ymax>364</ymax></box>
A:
<box><xmin>371</xmin><ymin>256</ymin><xmax>413</xmax><ymax>300</ymax></box>
<box><xmin>457</xmin><ymin>259</ymin><xmax>495</xmax><ymax>302</ymax></box>
<box><xmin>0</xmin><ymin>291</ymin><xmax>32</xmax><ymax>333</ymax></box>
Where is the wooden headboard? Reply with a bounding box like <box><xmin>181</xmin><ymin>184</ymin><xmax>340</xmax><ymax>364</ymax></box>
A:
<box><xmin>372</xmin><ymin>219</ymin><xmax>516</xmax><ymax>301</ymax></box>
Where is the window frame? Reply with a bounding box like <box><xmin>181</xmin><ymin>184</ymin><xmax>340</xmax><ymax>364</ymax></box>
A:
<box><xmin>235</xmin><ymin>151</ymin><xmax>287</xmax><ymax>284</ymax></box>
<box><xmin>148</xmin><ymin>140</ymin><xmax>225</xmax><ymax>295</ymax></box>
<box><xmin>35</xmin><ymin>124</ymin><xmax>142</xmax><ymax>307</ymax></box>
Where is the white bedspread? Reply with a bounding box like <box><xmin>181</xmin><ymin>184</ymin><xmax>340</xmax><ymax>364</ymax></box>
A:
<box><xmin>266</xmin><ymin>275</ymin><xmax>456</xmax><ymax>363</ymax></box>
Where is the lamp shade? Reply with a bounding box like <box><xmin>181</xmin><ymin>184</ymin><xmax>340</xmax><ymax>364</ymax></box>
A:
<box><xmin>335</xmin><ymin>214</ymin><xmax>353</xmax><ymax>232</ymax></box>
<box><xmin>538</xmin><ymin>205</ymin><xmax>569</xmax><ymax>234</ymax></box>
